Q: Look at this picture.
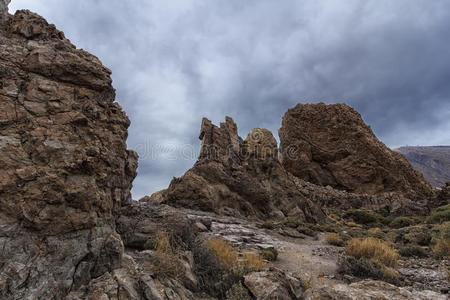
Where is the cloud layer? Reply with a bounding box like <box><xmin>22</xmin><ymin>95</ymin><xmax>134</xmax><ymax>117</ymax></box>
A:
<box><xmin>10</xmin><ymin>0</ymin><xmax>450</xmax><ymax>198</ymax></box>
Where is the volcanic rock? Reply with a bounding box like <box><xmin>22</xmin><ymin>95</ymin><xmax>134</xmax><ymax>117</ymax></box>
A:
<box><xmin>0</xmin><ymin>7</ymin><xmax>137</xmax><ymax>299</ymax></box>
<box><xmin>279</xmin><ymin>103</ymin><xmax>433</xmax><ymax>199</ymax></box>
<box><xmin>159</xmin><ymin>117</ymin><xmax>326</xmax><ymax>222</ymax></box>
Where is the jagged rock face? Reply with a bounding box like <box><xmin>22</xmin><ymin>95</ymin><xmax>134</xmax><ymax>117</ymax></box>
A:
<box><xmin>279</xmin><ymin>103</ymin><xmax>433</xmax><ymax>199</ymax></box>
<box><xmin>0</xmin><ymin>8</ymin><xmax>137</xmax><ymax>299</ymax></box>
<box><xmin>160</xmin><ymin>117</ymin><xmax>326</xmax><ymax>222</ymax></box>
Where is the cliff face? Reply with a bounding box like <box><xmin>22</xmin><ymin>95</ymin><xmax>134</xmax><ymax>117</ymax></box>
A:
<box><xmin>279</xmin><ymin>103</ymin><xmax>433</xmax><ymax>200</ymax></box>
<box><xmin>397</xmin><ymin>146</ymin><xmax>450</xmax><ymax>188</ymax></box>
<box><xmin>0</xmin><ymin>6</ymin><xmax>137</xmax><ymax>299</ymax></box>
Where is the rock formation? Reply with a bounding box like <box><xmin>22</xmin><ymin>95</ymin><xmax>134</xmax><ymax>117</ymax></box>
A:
<box><xmin>157</xmin><ymin>117</ymin><xmax>326</xmax><ymax>222</ymax></box>
<box><xmin>0</xmin><ymin>7</ymin><xmax>137</xmax><ymax>299</ymax></box>
<box><xmin>279</xmin><ymin>103</ymin><xmax>433</xmax><ymax>199</ymax></box>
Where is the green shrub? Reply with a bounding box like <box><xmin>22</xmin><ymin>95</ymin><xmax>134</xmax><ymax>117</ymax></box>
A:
<box><xmin>343</xmin><ymin>209</ymin><xmax>385</xmax><ymax>226</ymax></box>
<box><xmin>398</xmin><ymin>245</ymin><xmax>428</xmax><ymax>258</ymax></box>
<box><xmin>403</xmin><ymin>227</ymin><xmax>432</xmax><ymax>246</ymax></box>
<box><xmin>225</xmin><ymin>283</ymin><xmax>252</xmax><ymax>300</ymax></box>
<box><xmin>260</xmin><ymin>247</ymin><xmax>278</xmax><ymax>262</ymax></box>
<box><xmin>428</xmin><ymin>205</ymin><xmax>450</xmax><ymax>224</ymax></box>
<box><xmin>326</xmin><ymin>233</ymin><xmax>345</xmax><ymax>247</ymax></box>
<box><xmin>338</xmin><ymin>256</ymin><xmax>399</xmax><ymax>284</ymax></box>
<box><xmin>389</xmin><ymin>217</ymin><xmax>417</xmax><ymax>229</ymax></box>
<box><xmin>296</xmin><ymin>225</ymin><xmax>317</xmax><ymax>237</ymax></box>
<box><xmin>367</xmin><ymin>227</ymin><xmax>385</xmax><ymax>239</ymax></box>
<box><xmin>434</xmin><ymin>222</ymin><xmax>450</xmax><ymax>240</ymax></box>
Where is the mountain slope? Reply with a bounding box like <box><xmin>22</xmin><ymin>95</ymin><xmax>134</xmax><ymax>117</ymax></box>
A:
<box><xmin>396</xmin><ymin>146</ymin><xmax>450</xmax><ymax>187</ymax></box>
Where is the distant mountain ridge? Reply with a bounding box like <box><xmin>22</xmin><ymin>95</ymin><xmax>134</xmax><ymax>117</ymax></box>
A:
<box><xmin>396</xmin><ymin>146</ymin><xmax>450</xmax><ymax>187</ymax></box>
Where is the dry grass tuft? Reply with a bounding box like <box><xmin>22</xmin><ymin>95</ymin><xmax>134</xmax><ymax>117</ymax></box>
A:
<box><xmin>432</xmin><ymin>239</ymin><xmax>450</xmax><ymax>258</ymax></box>
<box><xmin>207</xmin><ymin>238</ymin><xmax>239</xmax><ymax>269</ymax></box>
<box><xmin>241</xmin><ymin>252</ymin><xmax>266</xmax><ymax>271</ymax></box>
<box><xmin>325</xmin><ymin>233</ymin><xmax>345</xmax><ymax>247</ymax></box>
<box><xmin>345</xmin><ymin>237</ymin><xmax>399</xmax><ymax>267</ymax></box>
<box><xmin>206</xmin><ymin>238</ymin><xmax>266</xmax><ymax>273</ymax></box>
<box><xmin>152</xmin><ymin>231</ymin><xmax>184</xmax><ymax>278</ymax></box>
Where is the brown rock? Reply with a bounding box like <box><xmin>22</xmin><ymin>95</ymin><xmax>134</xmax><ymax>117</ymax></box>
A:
<box><xmin>0</xmin><ymin>7</ymin><xmax>137</xmax><ymax>299</ymax></box>
<box><xmin>161</xmin><ymin>117</ymin><xmax>326</xmax><ymax>222</ymax></box>
<box><xmin>279</xmin><ymin>103</ymin><xmax>433</xmax><ymax>199</ymax></box>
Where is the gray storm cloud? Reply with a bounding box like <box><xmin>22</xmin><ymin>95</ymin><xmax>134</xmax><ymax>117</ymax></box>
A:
<box><xmin>10</xmin><ymin>0</ymin><xmax>450</xmax><ymax>198</ymax></box>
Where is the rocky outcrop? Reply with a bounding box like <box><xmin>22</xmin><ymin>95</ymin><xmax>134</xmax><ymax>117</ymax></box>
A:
<box><xmin>279</xmin><ymin>103</ymin><xmax>433</xmax><ymax>199</ymax></box>
<box><xmin>0</xmin><ymin>7</ymin><xmax>137</xmax><ymax>299</ymax></box>
<box><xmin>157</xmin><ymin>117</ymin><xmax>326</xmax><ymax>222</ymax></box>
<box><xmin>397</xmin><ymin>146</ymin><xmax>450</xmax><ymax>188</ymax></box>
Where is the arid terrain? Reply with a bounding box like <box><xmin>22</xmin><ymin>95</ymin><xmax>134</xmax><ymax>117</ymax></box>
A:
<box><xmin>397</xmin><ymin>146</ymin><xmax>450</xmax><ymax>188</ymax></box>
<box><xmin>1</xmin><ymin>2</ymin><xmax>450</xmax><ymax>300</ymax></box>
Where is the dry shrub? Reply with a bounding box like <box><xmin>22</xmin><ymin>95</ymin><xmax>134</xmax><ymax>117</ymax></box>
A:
<box><xmin>432</xmin><ymin>239</ymin><xmax>450</xmax><ymax>258</ymax></box>
<box><xmin>152</xmin><ymin>231</ymin><xmax>184</xmax><ymax>278</ymax></box>
<box><xmin>325</xmin><ymin>233</ymin><xmax>345</xmax><ymax>247</ymax></box>
<box><xmin>195</xmin><ymin>238</ymin><xmax>265</xmax><ymax>298</ymax></box>
<box><xmin>367</xmin><ymin>227</ymin><xmax>384</xmax><ymax>239</ymax></box>
<box><xmin>338</xmin><ymin>256</ymin><xmax>400</xmax><ymax>284</ymax></box>
<box><xmin>242</xmin><ymin>252</ymin><xmax>266</xmax><ymax>271</ymax></box>
<box><xmin>398</xmin><ymin>245</ymin><xmax>428</xmax><ymax>258</ymax></box>
<box><xmin>207</xmin><ymin>238</ymin><xmax>239</xmax><ymax>269</ymax></box>
<box><xmin>207</xmin><ymin>238</ymin><xmax>266</xmax><ymax>272</ymax></box>
<box><xmin>345</xmin><ymin>237</ymin><xmax>399</xmax><ymax>267</ymax></box>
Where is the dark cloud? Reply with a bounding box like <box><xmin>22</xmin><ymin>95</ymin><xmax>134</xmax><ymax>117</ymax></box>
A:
<box><xmin>10</xmin><ymin>0</ymin><xmax>450</xmax><ymax>198</ymax></box>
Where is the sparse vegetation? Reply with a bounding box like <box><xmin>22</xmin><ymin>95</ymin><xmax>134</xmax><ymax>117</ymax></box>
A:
<box><xmin>403</xmin><ymin>227</ymin><xmax>432</xmax><ymax>246</ymax></box>
<box><xmin>343</xmin><ymin>209</ymin><xmax>385</xmax><ymax>226</ymax></box>
<box><xmin>225</xmin><ymin>283</ymin><xmax>252</xmax><ymax>300</ymax></box>
<box><xmin>338</xmin><ymin>256</ymin><xmax>399</xmax><ymax>284</ymax></box>
<box><xmin>152</xmin><ymin>231</ymin><xmax>184</xmax><ymax>278</ymax></box>
<box><xmin>260</xmin><ymin>247</ymin><xmax>278</xmax><ymax>261</ymax></box>
<box><xmin>432</xmin><ymin>239</ymin><xmax>450</xmax><ymax>258</ymax></box>
<box><xmin>345</xmin><ymin>237</ymin><xmax>399</xmax><ymax>267</ymax></box>
<box><xmin>428</xmin><ymin>205</ymin><xmax>450</xmax><ymax>224</ymax></box>
<box><xmin>389</xmin><ymin>216</ymin><xmax>417</xmax><ymax>229</ymax></box>
<box><xmin>326</xmin><ymin>233</ymin><xmax>345</xmax><ymax>246</ymax></box>
<box><xmin>398</xmin><ymin>245</ymin><xmax>428</xmax><ymax>258</ymax></box>
<box><xmin>193</xmin><ymin>237</ymin><xmax>266</xmax><ymax>298</ymax></box>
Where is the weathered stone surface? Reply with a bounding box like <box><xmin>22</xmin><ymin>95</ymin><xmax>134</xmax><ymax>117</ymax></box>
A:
<box><xmin>244</xmin><ymin>269</ymin><xmax>304</xmax><ymax>300</ymax></box>
<box><xmin>0</xmin><ymin>7</ymin><xmax>137</xmax><ymax>299</ymax></box>
<box><xmin>159</xmin><ymin>117</ymin><xmax>326</xmax><ymax>222</ymax></box>
<box><xmin>304</xmin><ymin>279</ymin><xmax>447</xmax><ymax>300</ymax></box>
<box><xmin>279</xmin><ymin>103</ymin><xmax>433</xmax><ymax>199</ymax></box>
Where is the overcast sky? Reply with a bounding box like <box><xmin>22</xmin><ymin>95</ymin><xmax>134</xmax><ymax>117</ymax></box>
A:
<box><xmin>9</xmin><ymin>0</ymin><xmax>450</xmax><ymax>199</ymax></box>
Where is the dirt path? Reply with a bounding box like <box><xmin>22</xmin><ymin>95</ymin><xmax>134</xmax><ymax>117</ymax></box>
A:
<box><xmin>273</xmin><ymin>233</ymin><xmax>340</xmax><ymax>287</ymax></box>
<box><xmin>186</xmin><ymin>210</ymin><xmax>341</xmax><ymax>288</ymax></box>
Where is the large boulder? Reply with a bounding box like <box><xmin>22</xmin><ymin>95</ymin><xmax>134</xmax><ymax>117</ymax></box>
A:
<box><xmin>0</xmin><ymin>7</ymin><xmax>137</xmax><ymax>299</ymax></box>
<box><xmin>279</xmin><ymin>103</ymin><xmax>433</xmax><ymax>200</ymax></box>
<box><xmin>159</xmin><ymin>117</ymin><xmax>326</xmax><ymax>222</ymax></box>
